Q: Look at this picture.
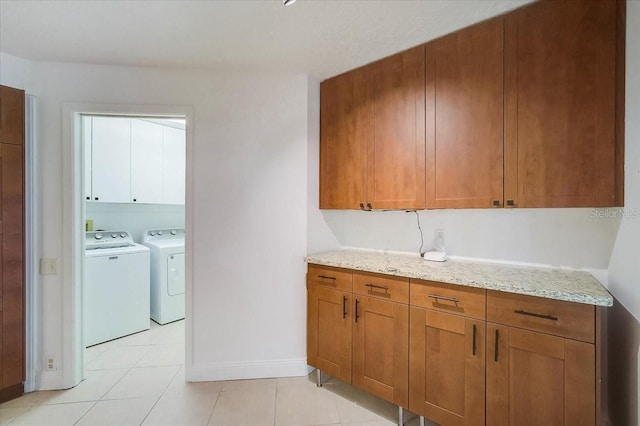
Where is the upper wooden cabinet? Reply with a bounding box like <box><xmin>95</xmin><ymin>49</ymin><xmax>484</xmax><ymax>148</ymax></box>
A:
<box><xmin>319</xmin><ymin>0</ymin><xmax>624</xmax><ymax>210</ymax></box>
<box><xmin>368</xmin><ymin>47</ymin><xmax>426</xmax><ymax>210</ymax></box>
<box><xmin>0</xmin><ymin>86</ymin><xmax>25</xmax><ymax>147</ymax></box>
<box><xmin>504</xmin><ymin>0</ymin><xmax>624</xmax><ymax>207</ymax></box>
<box><xmin>426</xmin><ymin>17</ymin><xmax>504</xmax><ymax>209</ymax></box>
<box><xmin>319</xmin><ymin>67</ymin><xmax>369</xmax><ymax>209</ymax></box>
<box><xmin>319</xmin><ymin>46</ymin><xmax>425</xmax><ymax>210</ymax></box>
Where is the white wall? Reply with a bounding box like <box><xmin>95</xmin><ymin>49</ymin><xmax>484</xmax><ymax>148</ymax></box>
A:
<box><xmin>606</xmin><ymin>3</ymin><xmax>640</xmax><ymax>424</ymax></box>
<box><xmin>85</xmin><ymin>202</ymin><xmax>185</xmax><ymax>243</ymax></box>
<box><xmin>323</xmin><ymin>208</ymin><xmax>620</xmax><ymax>270</ymax></box>
<box><xmin>2</xmin><ymin>53</ymin><xmax>311</xmax><ymax>387</ymax></box>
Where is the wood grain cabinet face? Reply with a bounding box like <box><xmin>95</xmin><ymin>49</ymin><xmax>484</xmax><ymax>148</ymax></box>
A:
<box><xmin>307</xmin><ymin>283</ymin><xmax>352</xmax><ymax>384</ymax></box>
<box><xmin>352</xmin><ymin>295</ymin><xmax>408</xmax><ymax>407</ymax></box>
<box><xmin>0</xmin><ymin>86</ymin><xmax>25</xmax><ymax>146</ymax></box>
<box><xmin>409</xmin><ymin>283</ymin><xmax>486</xmax><ymax>426</ymax></box>
<box><xmin>319</xmin><ymin>46</ymin><xmax>425</xmax><ymax>210</ymax></box>
<box><xmin>504</xmin><ymin>0</ymin><xmax>623</xmax><ymax>207</ymax></box>
<box><xmin>319</xmin><ymin>67</ymin><xmax>370</xmax><ymax>209</ymax></box>
<box><xmin>486</xmin><ymin>325</ymin><xmax>596</xmax><ymax>426</ymax></box>
<box><xmin>368</xmin><ymin>46</ymin><xmax>426</xmax><ymax>210</ymax></box>
<box><xmin>0</xmin><ymin>85</ymin><xmax>25</xmax><ymax>403</ymax></box>
<box><xmin>426</xmin><ymin>17</ymin><xmax>504</xmax><ymax>209</ymax></box>
<box><xmin>352</xmin><ymin>272</ymin><xmax>409</xmax><ymax>406</ymax></box>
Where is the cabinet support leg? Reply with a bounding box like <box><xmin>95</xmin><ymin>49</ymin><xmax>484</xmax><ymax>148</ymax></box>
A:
<box><xmin>419</xmin><ymin>415</ymin><xmax>425</xmax><ymax>426</ymax></box>
<box><xmin>316</xmin><ymin>369</ymin><xmax>322</xmax><ymax>388</ymax></box>
<box><xmin>398</xmin><ymin>406</ymin><xmax>404</xmax><ymax>426</ymax></box>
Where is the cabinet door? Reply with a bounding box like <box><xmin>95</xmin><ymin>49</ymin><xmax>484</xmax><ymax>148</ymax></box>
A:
<box><xmin>352</xmin><ymin>295</ymin><xmax>408</xmax><ymax>407</ymax></box>
<box><xmin>319</xmin><ymin>67</ymin><xmax>369</xmax><ymax>209</ymax></box>
<box><xmin>130</xmin><ymin>119</ymin><xmax>164</xmax><ymax>204</ymax></box>
<box><xmin>486</xmin><ymin>324</ymin><xmax>595</xmax><ymax>426</ymax></box>
<box><xmin>504</xmin><ymin>0</ymin><xmax>619</xmax><ymax>207</ymax></box>
<box><xmin>91</xmin><ymin>117</ymin><xmax>131</xmax><ymax>203</ymax></box>
<box><xmin>1</xmin><ymin>143</ymin><xmax>24</xmax><ymax>389</ymax></box>
<box><xmin>82</xmin><ymin>116</ymin><xmax>92</xmax><ymax>201</ymax></box>
<box><xmin>369</xmin><ymin>46</ymin><xmax>425</xmax><ymax>210</ymax></box>
<box><xmin>163</xmin><ymin>126</ymin><xmax>186</xmax><ymax>205</ymax></box>
<box><xmin>0</xmin><ymin>86</ymin><xmax>24</xmax><ymax>146</ymax></box>
<box><xmin>409</xmin><ymin>307</ymin><xmax>484</xmax><ymax>426</ymax></box>
<box><xmin>426</xmin><ymin>18</ymin><xmax>504</xmax><ymax>209</ymax></box>
<box><xmin>307</xmin><ymin>284</ymin><xmax>352</xmax><ymax>383</ymax></box>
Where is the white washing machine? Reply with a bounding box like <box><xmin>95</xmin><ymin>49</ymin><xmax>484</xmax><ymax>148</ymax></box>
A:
<box><xmin>141</xmin><ymin>228</ymin><xmax>185</xmax><ymax>324</ymax></box>
<box><xmin>84</xmin><ymin>230</ymin><xmax>150</xmax><ymax>347</ymax></box>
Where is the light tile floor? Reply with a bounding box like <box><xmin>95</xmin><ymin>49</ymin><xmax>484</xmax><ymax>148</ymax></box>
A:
<box><xmin>0</xmin><ymin>320</ymin><xmax>429</xmax><ymax>426</ymax></box>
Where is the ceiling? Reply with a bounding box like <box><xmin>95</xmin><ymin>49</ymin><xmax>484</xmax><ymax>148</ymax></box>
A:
<box><xmin>0</xmin><ymin>0</ymin><xmax>532</xmax><ymax>80</ymax></box>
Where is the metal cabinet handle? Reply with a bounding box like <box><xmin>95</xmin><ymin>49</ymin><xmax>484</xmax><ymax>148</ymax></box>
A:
<box><xmin>365</xmin><ymin>283</ymin><xmax>389</xmax><ymax>294</ymax></box>
<box><xmin>492</xmin><ymin>200</ymin><xmax>501</xmax><ymax>207</ymax></box>
<box><xmin>359</xmin><ymin>203</ymin><xmax>365</xmax><ymax>210</ymax></box>
<box><xmin>514</xmin><ymin>309</ymin><xmax>558</xmax><ymax>321</ymax></box>
<box><xmin>342</xmin><ymin>296</ymin><xmax>347</xmax><ymax>319</ymax></box>
<box><xmin>428</xmin><ymin>294</ymin><xmax>460</xmax><ymax>304</ymax></box>
<box><xmin>494</xmin><ymin>329</ymin><xmax>500</xmax><ymax>362</ymax></box>
<box><xmin>317</xmin><ymin>275</ymin><xmax>336</xmax><ymax>281</ymax></box>
<box><xmin>355</xmin><ymin>299</ymin><xmax>360</xmax><ymax>323</ymax></box>
<box><xmin>507</xmin><ymin>199</ymin><xmax>515</xmax><ymax>206</ymax></box>
<box><xmin>472</xmin><ymin>324</ymin><xmax>477</xmax><ymax>356</ymax></box>
<box><xmin>366</xmin><ymin>203</ymin><xmax>372</xmax><ymax>210</ymax></box>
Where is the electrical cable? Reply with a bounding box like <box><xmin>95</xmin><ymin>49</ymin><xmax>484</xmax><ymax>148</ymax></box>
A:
<box><xmin>413</xmin><ymin>211</ymin><xmax>425</xmax><ymax>257</ymax></box>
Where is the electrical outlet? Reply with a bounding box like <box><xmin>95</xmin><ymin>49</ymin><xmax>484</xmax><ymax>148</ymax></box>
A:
<box><xmin>39</xmin><ymin>258</ymin><xmax>58</xmax><ymax>275</ymax></box>
<box><xmin>46</xmin><ymin>356</ymin><xmax>55</xmax><ymax>371</ymax></box>
<box><xmin>435</xmin><ymin>228</ymin><xmax>445</xmax><ymax>241</ymax></box>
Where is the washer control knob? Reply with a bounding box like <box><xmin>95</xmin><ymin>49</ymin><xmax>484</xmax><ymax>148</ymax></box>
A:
<box><xmin>158</xmin><ymin>231</ymin><xmax>163</xmax><ymax>236</ymax></box>
<box><xmin>120</xmin><ymin>233</ymin><xmax>126</xmax><ymax>238</ymax></box>
<box><xmin>150</xmin><ymin>232</ymin><xmax>156</xmax><ymax>236</ymax></box>
<box><xmin>111</xmin><ymin>234</ymin><xmax>117</xmax><ymax>238</ymax></box>
<box><xmin>170</xmin><ymin>230</ymin><xmax>177</xmax><ymax>235</ymax></box>
<box><xmin>95</xmin><ymin>233</ymin><xmax>102</xmax><ymax>240</ymax></box>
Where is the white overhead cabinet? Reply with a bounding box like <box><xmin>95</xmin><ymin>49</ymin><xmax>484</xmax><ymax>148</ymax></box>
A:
<box><xmin>162</xmin><ymin>126</ymin><xmax>186</xmax><ymax>205</ymax></box>
<box><xmin>131</xmin><ymin>119</ymin><xmax>164</xmax><ymax>204</ymax></box>
<box><xmin>90</xmin><ymin>116</ymin><xmax>132</xmax><ymax>203</ymax></box>
<box><xmin>86</xmin><ymin>117</ymin><xmax>185</xmax><ymax>205</ymax></box>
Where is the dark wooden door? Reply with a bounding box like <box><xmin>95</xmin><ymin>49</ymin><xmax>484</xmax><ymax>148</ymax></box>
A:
<box><xmin>426</xmin><ymin>17</ymin><xmax>504</xmax><ymax>209</ymax></box>
<box><xmin>319</xmin><ymin>67</ymin><xmax>370</xmax><ymax>209</ymax></box>
<box><xmin>0</xmin><ymin>86</ymin><xmax>25</xmax><ymax>146</ymax></box>
<box><xmin>504</xmin><ymin>0</ymin><xmax>622</xmax><ymax>207</ymax></box>
<box><xmin>0</xmin><ymin>84</ymin><xmax>25</xmax><ymax>403</ymax></box>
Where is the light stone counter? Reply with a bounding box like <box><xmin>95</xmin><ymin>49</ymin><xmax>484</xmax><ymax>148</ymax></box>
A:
<box><xmin>305</xmin><ymin>250</ymin><xmax>613</xmax><ymax>307</ymax></box>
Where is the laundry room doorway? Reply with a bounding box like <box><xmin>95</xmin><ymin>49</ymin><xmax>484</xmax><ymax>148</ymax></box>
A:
<box><xmin>61</xmin><ymin>104</ymin><xmax>194</xmax><ymax>389</ymax></box>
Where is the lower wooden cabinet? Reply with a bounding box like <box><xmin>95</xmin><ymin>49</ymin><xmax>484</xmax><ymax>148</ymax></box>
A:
<box><xmin>306</xmin><ymin>264</ymin><xmax>603</xmax><ymax>426</ymax></box>
<box><xmin>307</xmin><ymin>283</ymin><xmax>352</xmax><ymax>384</ymax></box>
<box><xmin>409</xmin><ymin>308</ymin><xmax>485</xmax><ymax>426</ymax></box>
<box><xmin>353</xmin><ymin>295</ymin><xmax>408</xmax><ymax>407</ymax></box>
<box><xmin>307</xmin><ymin>267</ymin><xmax>410</xmax><ymax>409</ymax></box>
<box><xmin>486</xmin><ymin>325</ymin><xmax>595</xmax><ymax>426</ymax></box>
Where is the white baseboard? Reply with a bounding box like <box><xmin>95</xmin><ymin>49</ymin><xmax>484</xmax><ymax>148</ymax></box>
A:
<box><xmin>37</xmin><ymin>370</ymin><xmax>65</xmax><ymax>391</ymax></box>
<box><xmin>187</xmin><ymin>357</ymin><xmax>309</xmax><ymax>382</ymax></box>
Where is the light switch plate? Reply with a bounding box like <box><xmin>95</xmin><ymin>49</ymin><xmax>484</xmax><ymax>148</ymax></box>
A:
<box><xmin>40</xmin><ymin>258</ymin><xmax>58</xmax><ymax>275</ymax></box>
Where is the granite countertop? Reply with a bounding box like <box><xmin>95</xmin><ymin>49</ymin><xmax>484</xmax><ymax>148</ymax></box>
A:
<box><xmin>305</xmin><ymin>250</ymin><xmax>613</xmax><ymax>307</ymax></box>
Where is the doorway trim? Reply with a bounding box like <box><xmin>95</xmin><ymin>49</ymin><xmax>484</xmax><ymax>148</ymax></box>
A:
<box><xmin>60</xmin><ymin>103</ymin><xmax>194</xmax><ymax>388</ymax></box>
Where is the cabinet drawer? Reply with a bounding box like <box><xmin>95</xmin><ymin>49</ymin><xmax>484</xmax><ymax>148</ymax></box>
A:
<box><xmin>353</xmin><ymin>272</ymin><xmax>409</xmax><ymax>304</ymax></box>
<box><xmin>487</xmin><ymin>290</ymin><xmax>595</xmax><ymax>343</ymax></box>
<box><xmin>410</xmin><ymin>280</ymin><xmax>486</xmax><ymax>320</ymax></box>
<box><xmin>307</xmin><ymin>265</ymin><xmax>352</xmax><ymax>292</ymax></box>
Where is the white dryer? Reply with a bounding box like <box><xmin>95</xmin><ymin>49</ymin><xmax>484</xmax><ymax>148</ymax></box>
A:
<box><xmin>84</xmin><ymin>231</ymin><xmax>150</xmax><ymax>347</ymax></box>
<box><xmin>141</xmin><ymin>228</ymin><xmax>185</xmax><ymax>324</ymax></box>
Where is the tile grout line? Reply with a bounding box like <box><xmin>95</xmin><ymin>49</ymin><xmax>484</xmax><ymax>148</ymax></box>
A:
<box><xmin>138</xmin><ymin>363</ymin><xmax>183</xmax><ymax>425</ymax></box>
